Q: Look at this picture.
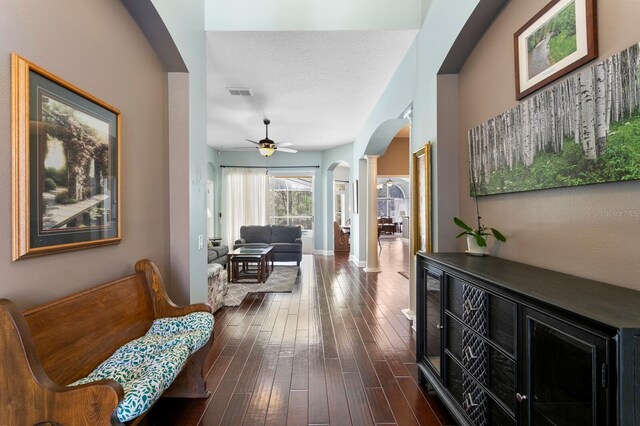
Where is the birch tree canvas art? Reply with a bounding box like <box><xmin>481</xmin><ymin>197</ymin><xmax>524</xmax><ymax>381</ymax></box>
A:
<box><xmin>469</xmin><ymin>42</ymin><xmax>640</xmax><ymax>196</ymax></box>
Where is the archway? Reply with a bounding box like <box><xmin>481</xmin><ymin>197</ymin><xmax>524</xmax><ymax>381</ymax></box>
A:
<box><xmin>359</xmin><ymin>117</ymin><xmax>410</xmax><ymax>273</ymax></box>
<box><xmin>326</xmin><ymin>160</ymin><xmax>351</xmax><ymax>255</ymax></box>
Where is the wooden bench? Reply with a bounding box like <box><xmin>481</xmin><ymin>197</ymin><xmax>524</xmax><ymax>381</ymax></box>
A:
<box><xmin>0</xmin><ymin>259</ymin><xmax>213</xmax><ymax>426</ymax></box>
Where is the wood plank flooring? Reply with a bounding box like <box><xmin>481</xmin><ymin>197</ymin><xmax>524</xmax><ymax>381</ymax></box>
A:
<box><xmin>150</xmin><ymin>237</ymin><xmax>454</xmax><ymax>425</ymax></box>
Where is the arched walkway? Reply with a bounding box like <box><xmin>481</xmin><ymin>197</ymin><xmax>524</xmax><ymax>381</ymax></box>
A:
<box><xmin>325</xmin><ymin>161</ymin><xmax>351</xmax><ymax>255</ymax></box>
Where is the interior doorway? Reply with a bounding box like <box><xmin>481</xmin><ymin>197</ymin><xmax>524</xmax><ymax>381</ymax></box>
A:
<box><xmin>376</xmin><ymin>125</ymin><xmax>411</xmax><ymax>277</ymax></box>
<box><xmin>330</xmin><ymin>162</ymin><xmax>351</xmax><ymax>254</ymax></box>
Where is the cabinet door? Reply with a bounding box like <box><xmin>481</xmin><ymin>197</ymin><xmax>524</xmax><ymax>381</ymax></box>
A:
<box><xmin>417</xmin><ymin>261</ymin><xmax>443</xmax><ymax>376</ymax></box>
<box><xmin>521</xmin><ymin>308</ymin><xmax>611</xmax><ymax>425</ymax></box>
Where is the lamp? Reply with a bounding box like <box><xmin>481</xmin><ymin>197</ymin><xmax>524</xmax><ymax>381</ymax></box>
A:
<box><xmin>258</xmin><ymin>146</ymin><xmax>275</xmax><ymax>157</ymax></box>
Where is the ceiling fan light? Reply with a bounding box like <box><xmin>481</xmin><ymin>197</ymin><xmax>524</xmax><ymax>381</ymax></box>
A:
<box><xmin>258</xmin><ymin>146</ymin><xmax>275</xmax><ymax>157</ymax></box>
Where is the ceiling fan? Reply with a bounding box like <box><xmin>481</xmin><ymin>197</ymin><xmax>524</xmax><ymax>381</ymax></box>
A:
<box><xmin>245</xmin><ymin>118</ymin><xmax>298</xmax><ymax>157</ymax></box>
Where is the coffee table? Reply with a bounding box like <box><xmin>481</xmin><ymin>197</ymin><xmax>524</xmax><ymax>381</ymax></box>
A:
<box><xmin>228</xmin><ymin>246</ymin><xmax>274</xmax><ymax>283</ymax></box>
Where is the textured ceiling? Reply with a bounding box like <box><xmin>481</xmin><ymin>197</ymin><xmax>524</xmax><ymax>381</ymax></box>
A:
<box><xmin>206</xmin><ymin>30</ymin><xmax>418</xmax><ymax>151</ymax></box>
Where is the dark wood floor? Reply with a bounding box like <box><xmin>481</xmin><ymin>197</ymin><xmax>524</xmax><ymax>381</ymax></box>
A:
<box><xmin>152</xmin><ymin>237</ymin><xmax>454</xmax><ymax>425</ymax></box>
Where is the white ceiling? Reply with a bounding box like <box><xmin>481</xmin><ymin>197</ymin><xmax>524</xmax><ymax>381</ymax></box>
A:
<box><xmin>205</xmin><ymin>0</ymin><xmax>423</xmax><ymax>31</ymax></box>
<box><xmin>206</xmin><ymin>30</ymin><xmax>418</xmax><ymax>151</ymax></box>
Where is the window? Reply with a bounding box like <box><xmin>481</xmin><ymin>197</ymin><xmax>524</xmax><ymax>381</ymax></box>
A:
<box><xmin>268</xmin><ymin>176</ymin><xmax>314</xmax><ymax>230</ymax></box>
<box><xmin>207</xmin><ymin>180</ymin><xmax>215</xmax><ymax>238</ymax></box>
<box><xmin>377</xmin><ymin>178</ymin><xmax>408</xmax><ymax>218</ymax></box>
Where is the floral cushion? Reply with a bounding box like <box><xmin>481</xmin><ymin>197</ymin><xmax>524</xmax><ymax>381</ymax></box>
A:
<box><xmin>71</xmin><ymin>312</ymin><xmax>213</xmax><ymax>422</ymax></box>
<box><xmin>207</xmin><ymin>263</ymin><xmax>228</xmax><ymax>313</ymax></box>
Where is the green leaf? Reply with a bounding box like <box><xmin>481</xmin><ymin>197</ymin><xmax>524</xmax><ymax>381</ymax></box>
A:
<box><xmin>456</xmin><ymin>231</ymin><xmax>470</xmax><ymax>238</ymax></box>
<box><xmin>489</xmin><ymin>228</ymin><xmax>506</xmax><ymax>242</ymax></box>
<box><xmin>453</xmin><ymin>217</ymin><xmax>473</xmax><ymax>232</ymax></box>
<box><xmin>475</xmin><ymin>234</ymin><xmax>487</xmax><ymax>247</ymax></box>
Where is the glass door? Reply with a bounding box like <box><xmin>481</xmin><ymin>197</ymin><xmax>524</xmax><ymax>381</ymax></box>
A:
<box><xmin>269</xmin><ymin>174</ymin><xmax>315</xmax><ymax>253</ymax></box>
<box><xmin>423</xmin><ymin>267</ymin><xmax>443</xmax><ymax>374</ymax></box>
<box><xmin>522</xmin><ymin>308</ymin><xmax>610</xmax><ymax>425</ymax></box>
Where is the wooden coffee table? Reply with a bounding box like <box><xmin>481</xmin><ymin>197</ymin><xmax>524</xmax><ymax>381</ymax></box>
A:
<box><xmin>228</xmin><ymin>246</ymin><xmax>274</xmax><ymax>283</ymax></box>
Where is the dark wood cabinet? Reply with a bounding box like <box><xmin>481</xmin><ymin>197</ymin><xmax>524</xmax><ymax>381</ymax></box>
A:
<box><xmin>417</xmin><ymin>263</ymin><xmax>444</xmax><ymax>376</ymax></box>
<box><xmin>417</xmin><ymin>253</ymin><xmax>640</xmax><ymax>426</ymax></box>
<box><xmin>521</xmin><ymin>308</ymin><xmax>610</xmax><ymax>426</ymax></box>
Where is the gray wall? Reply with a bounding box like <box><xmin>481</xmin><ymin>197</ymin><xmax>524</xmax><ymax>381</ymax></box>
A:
<box><xmin>458</xmin><ymin>0</ymin><xmax>640</xmax><ymax>289</ymax></box>
<box><xmin>0</xmin><ymin>0</ymin><xmax>170</xmax><ymax>309</ymax></box>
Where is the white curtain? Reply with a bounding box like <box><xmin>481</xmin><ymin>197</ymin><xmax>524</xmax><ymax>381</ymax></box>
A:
<box><xmin>221</xmin><ymin>167</ymin><xmax>268</xmax><ymax>246</ymax></box>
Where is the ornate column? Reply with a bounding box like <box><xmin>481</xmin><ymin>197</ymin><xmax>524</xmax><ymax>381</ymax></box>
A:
<box><xmin>364</xmin><ymin>155</ymin><xmax>380</xmax><ymax>273</ymax></box>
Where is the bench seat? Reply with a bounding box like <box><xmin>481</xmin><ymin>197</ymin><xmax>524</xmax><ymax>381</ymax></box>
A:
<box><xmin>0</xmin><ymin>259</ymin><xmax>214</xmax><ymax>426</ymax></box>
<box><xmin>71</xmin><ymin>312</ymin><xmax>213</xmax><ymax>422</ymax></box>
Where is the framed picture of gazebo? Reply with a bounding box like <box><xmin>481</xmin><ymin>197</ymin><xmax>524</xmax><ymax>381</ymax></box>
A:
<box><xmin>11</xmin><ymin>53</ymin><xmax>121</xmax><ymax>260</ymax></box>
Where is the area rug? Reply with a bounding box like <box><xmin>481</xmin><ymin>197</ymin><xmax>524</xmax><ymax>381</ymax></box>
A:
<box><xmin>223</xmin><ymin>266</ymin><xmax>301</xmax><ymax>307</ymax></box>
<box><xmin>398</xmin><ymin>271</ymin><xmax>410</xmax><ymax>279</ymax></box>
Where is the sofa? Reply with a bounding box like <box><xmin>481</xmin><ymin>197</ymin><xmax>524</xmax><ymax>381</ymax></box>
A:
<box><xmin>207</xmin><ymin>244</ymin><xmax>228</xmax><ymax>268</ymax></box>
<box><xmin>0</xmin><ymin>259</ymin><xmax>213</xmax><ymax>425</ymax></box>
<box><xmin>234</xmin><ymin>225</ymin><xmax>303</xmax><ymax>265</ymax></box>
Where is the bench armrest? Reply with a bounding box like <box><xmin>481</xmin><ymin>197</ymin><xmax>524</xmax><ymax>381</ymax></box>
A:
<box><xmin>0</xmin><ymin>299</ymin><xmax>123</xmax><ymax>425</ymax></box>
<box><xmin>135</xmin><ymin>259</ymin><xmax>213</xmax><ymax>318</ymax></box>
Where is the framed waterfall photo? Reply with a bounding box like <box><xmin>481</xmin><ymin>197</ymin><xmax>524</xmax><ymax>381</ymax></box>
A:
<box><xmin>11</xmin><ymin>54</ymin><xmax>121</xmax><ymax>260</ymax></box>
<box><xmin>514</xmin><ymin>0</ymin><xmax>597</xmax><ymax>100</ymax></box>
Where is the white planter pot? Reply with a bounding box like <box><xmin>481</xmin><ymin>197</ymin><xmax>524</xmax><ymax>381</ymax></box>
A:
<box><xmin>466</xmin><ymin>235</ymin><xmax>487</xmax><ymax>256</ymax></box>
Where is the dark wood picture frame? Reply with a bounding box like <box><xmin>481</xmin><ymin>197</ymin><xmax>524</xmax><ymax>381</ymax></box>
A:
<box><xmin>11</xmin><ymin>53</ymin><xmax>121</xmax><ymax>260</ymax></box>
<box><xmin>514</xmin><ymin>0</ymin><xmax>598</xmax><ymax>100</ymax></box>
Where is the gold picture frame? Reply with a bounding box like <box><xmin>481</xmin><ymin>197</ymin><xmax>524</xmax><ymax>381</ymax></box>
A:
<box><xmin>12</xmin><ymin>53</ymin><xmax>122</xmax><ymax>260</ymax></box>
<box><xmin>412</xmin><ymin>142</ymin><xmax>431</xmax><ymax>254</ymax></box>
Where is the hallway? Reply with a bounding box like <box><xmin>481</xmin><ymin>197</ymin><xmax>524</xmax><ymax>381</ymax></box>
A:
<box><xmin>154</xmin><ymin>238</ymin><xmax>453</xmax><ymax>425</ymax></box>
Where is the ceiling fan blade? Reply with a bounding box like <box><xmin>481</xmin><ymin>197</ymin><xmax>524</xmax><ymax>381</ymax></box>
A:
<box><xmin>277</xmin><ymin>147</ymin><xmax>298</xmax><ymax>153</ymax></box>
<box><xmin>245</xmin><ymin>139</ymin><xmax>261</xmax><ymax>145</ymax></box>
<box><xmin>275</xmin><ymin>142</ymin><xmax>293</xmax><ymax>147</ymax></box>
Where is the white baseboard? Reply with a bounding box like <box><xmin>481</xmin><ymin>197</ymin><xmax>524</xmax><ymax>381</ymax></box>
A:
<box><xmin>402</xmin><ymin>308</ymin><xmax>416</xmax><ymax>331</ymax></box>
<box><xmin>401</xmin><ymin>308</ymin><xmax>416</xmax><ymax>321</ymax></box>
<box><xmin>364</xmin><ymin>267</ymin><xmax>381</xmax><ymax>273</ymax></box>
<box><xmin>314</xmin><ymin>250</ymin><xmax>334</xmax><ymax>256</ymax></box>
<box><xmin>349</xmin><ymin>256</ymin><xmax>366</xmax><ymax>267</ymax></box>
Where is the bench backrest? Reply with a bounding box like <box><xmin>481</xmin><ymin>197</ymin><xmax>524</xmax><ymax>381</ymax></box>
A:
<box><xmin>22</xmin><ymin>273</ymin><xmax>155</xmax><ymax>385</ymax></box>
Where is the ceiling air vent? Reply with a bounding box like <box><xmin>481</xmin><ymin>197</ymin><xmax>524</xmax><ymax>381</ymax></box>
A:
<box><xmin>226</xmin><ymin>87</ymin><xmax>253</xmax><ymax>96</ymax></box>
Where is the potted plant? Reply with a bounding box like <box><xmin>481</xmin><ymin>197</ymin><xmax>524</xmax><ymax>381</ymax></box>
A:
<box><xmin>455</xmin><ymin>164</ymin><xmax>507</xmax><ymax>255</ymax></box>
<box><xmin>454</xmin><ymin>216</ymin><xmax>506</xmax><ymax>256</ymax></box>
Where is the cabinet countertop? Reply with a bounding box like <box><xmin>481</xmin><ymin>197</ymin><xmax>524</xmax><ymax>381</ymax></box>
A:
<box><xmin>421</xmin><ymin>253</ymin><xmax>640</xmax><ymax>330</ymax></box>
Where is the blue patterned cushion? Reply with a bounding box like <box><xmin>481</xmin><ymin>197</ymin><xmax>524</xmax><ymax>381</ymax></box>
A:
<box><xmin>71</xmin><ymin>312</ymin><xmax>213</xmax><ymax>422</ymax></box>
